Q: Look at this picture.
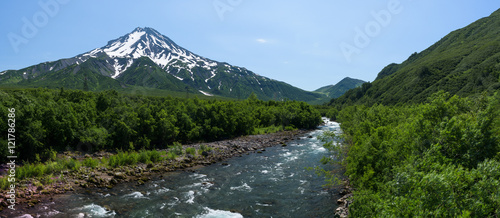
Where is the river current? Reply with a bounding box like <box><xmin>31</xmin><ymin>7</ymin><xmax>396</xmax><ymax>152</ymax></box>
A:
<box><xmin>34</xmin><ymin>118</ymin><xmax>341</xmax><ymax>217</ymax></box>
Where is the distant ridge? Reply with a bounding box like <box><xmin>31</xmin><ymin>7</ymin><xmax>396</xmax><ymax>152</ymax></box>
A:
<box><xmin>315</xmin><ymin>77</ymin><xmax>365</xmax><ymax>98</ymax></box>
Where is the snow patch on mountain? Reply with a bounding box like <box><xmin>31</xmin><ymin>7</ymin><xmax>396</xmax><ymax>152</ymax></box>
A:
<box><xmin>111</xmin><ymin>59</ymin><xmax>134</xmax><ymax>79</ymax></box>
<box><xmin>199</xmin><ymin>90</ymin><xmax>214</xmax><ymax>96</ymax></box>
<box><xmin>205</xmin><ymin>70</ymin><xmax>217</xmax><ymax>83</ymax></box>
<box><xmin>104</xmin><ymin>31</ymin><xmax>146</xmax><ymax>58</ymax></box>
<box><xmin>83</xmin><ymin>48</ymin><xmax>101</xmax><ymax>58</ymax></box>
<box><xmin>172</xmin><ymin>74</ymin><xmax>183</xmax><ymax>80</ymax></box>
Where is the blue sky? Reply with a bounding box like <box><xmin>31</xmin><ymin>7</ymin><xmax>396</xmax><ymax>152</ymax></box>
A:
<box><xmin>1</xmin><ymin>1</ymin><xmax>499</xmax><ymax>91</ymax></box>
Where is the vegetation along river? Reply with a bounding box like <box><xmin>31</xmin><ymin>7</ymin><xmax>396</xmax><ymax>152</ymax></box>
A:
<box><xmin>35</xmin><ymin>118</ymin><xmax>342</xmax><ymax>217</ymax></box>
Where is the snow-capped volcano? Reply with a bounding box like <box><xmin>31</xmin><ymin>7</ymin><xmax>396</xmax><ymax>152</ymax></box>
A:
<box><xmin>81</xmin><ymin>27</ymin><xmax>217</xmax><ymax>79</ymax></box>
<box><xmin>0</xmin><ymin>27</ymin><xmax>324</xmax><ymax>102</ymax></box>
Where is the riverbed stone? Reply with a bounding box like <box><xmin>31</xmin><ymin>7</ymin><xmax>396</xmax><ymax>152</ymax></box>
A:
<box><xmin>114</xmin><ymin>172</ymin><xmax>126</xmax><ymax>180</ymax></box>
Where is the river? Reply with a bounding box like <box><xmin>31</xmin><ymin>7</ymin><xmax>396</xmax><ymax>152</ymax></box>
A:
<box><xmin>32</xmin><ymin>118</ymin><xmax>341</xmax><ymax>217</ymax></box>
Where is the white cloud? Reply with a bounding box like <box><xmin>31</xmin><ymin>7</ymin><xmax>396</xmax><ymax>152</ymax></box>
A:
<box><xmin>256</xmin><ymin>38</ymin><xmax>269</xmax><ymax>43</ymax></box>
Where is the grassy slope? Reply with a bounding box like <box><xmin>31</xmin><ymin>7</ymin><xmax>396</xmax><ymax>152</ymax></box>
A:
<box><xmin>332</xmin><ymin>8</ymin><xmax>500</xmax><ymax>106</ymax></box>
<box><xmin>315</xmin><ymin>77</ymin><xmax>366</xmax><ymax>98</ymax></box>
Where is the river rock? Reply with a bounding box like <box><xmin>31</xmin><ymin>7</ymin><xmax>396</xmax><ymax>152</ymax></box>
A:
<box><xmin>339</xmin><ymin>188</ymin><xmax>349</xmax><ymax>195</ymax></box>
<box><xmin>137</xmin><ymin>180</ymin><xmax>145</xmax><ymax>186</ymax></box>
<box><xmin>114</xmin><ymin>172</ymin><xmax>126</xmax><ymax>180</ymax></box>
<box><xmin>335</xmin><ymin>207</ymin><xmax>348</xmax><ymax>218</ymax></box>
<box><xmin>103</xmin><ymin>205</ymin><xmax>112</xmax><ymax>212</ymax></box>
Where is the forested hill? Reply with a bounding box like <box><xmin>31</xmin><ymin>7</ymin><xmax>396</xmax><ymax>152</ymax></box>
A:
<box><xmin>315</xmin><ymin>77</ymin><xmax>365</xmax><ymax>99</ymax></box>
<box><xmin>331</xmin><ymin>8</ymin><xmax>500</xmax><ymax>106</ymax></box>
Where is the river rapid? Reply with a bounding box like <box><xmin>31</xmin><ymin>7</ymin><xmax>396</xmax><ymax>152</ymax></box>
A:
<box><xmin>31</xmin><ymin>118</ymin><xmax>341</xmax><ymax>217</ymax></box>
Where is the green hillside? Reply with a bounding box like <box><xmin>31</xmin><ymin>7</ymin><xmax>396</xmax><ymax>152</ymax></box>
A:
<box><xmin>331</xmin><ymin>8</ymin><xmax>500</xmax><ymax>106</ymax></box>
<box><xmin>15</xmin><ymin>58</ymin><xmax>122</xmax><ymax>91</ymax></box>
<box><xmin>116</xmin><ymin>57</ymin><xmax>188</xmax><ymax>92</ymax></box>
<box><xmin>315</xmin><ymin>77</ymin><xmax>365</xmax><ymax>99</ymax></box>
<box><xmin>318</xmin><ymin>8</ymin><xmax>500</xmax><ymax>217</ymax></box>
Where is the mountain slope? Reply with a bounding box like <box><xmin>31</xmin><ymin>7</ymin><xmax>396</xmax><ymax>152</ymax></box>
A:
<box><xmin>315</xmin><ymin>77</ymin><xmax>365</xmax><ymax>98</ymax></box>
<box><xmin>331</xmin><ymin>8</ymin><xmax>500</xmax><ymax>106</ymax></box>
<box><xmin>0</xmin><ymin>27</ymin><xmax>325</xmax><ymax>102</ymax></box>
<box><xmin>3</xmin><ymin>57</ymin><xmax>122</xmax><ymax>91</ymax></box>
<box><xmin>116</xmin><ymin>56</ymin><xmax>188</xmax><ymax>92</ymax></box>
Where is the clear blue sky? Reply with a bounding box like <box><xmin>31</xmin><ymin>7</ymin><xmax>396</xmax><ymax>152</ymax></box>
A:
<box><xmin>1</xmin><ymin>1</ymin><xmax>499</xmax><ymax>91</ymax></box>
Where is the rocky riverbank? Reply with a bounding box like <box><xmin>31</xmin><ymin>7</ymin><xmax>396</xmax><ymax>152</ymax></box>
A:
<box><xmin>335</xmin><ymin>178</ymin><xmax>353</xmax><ymax>218</ymax></box>
<box><xmin>0</xmin><ymin>129</ymin><xmax>310</xmax><ymax>217</ymax></box>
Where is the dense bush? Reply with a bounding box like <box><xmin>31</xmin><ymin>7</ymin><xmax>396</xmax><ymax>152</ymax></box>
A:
<box><xmin>331</xmin><ymin>92</ymin><xmax>500</xmax><ymax>216</ymax></box>
<box><xmin>0</xmin><ymin>88</ymin><xmax>321</xmax><ymax>162</ymax></box>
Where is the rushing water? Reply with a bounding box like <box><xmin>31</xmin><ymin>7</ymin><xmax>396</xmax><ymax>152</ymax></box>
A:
<box><xmin>33</xmin><ymin>119</ymin><xmax>341</xmax><ymax>217</ymax></box>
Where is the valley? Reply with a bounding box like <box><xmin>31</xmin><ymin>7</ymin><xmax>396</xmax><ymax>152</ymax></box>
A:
<box><xmin>1</xmin><ymin>3</ymin><xmax>500</xmax><ymax>218</ymax></box>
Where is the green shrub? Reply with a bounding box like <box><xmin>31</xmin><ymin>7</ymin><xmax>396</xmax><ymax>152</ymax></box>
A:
<box><xmin>149</xmin><ymin>150</ymin><xmax>163</xmax><ymax>163</ymax></box>
<box><xmin>125</xmin><ymin>152</ymin><xmax>139</xmax><ymax>165</ymax></box>
<box><xmin>186</xmin><ymin>147</ymin><xmax>196</xmax><ymax>156</ymax></box>
<box><xmin>45</xmin><ymin>161</ymin><xmax>65</xmax><ymax>174</ymax></box>
<box><xmin>198</xmin><ymin>144</ymin><xmax>213</xmax><ymax>155</ymax></box>
<box><xmin>64</xmin><ymin>158</ymin><xmax>81</xmax><ymax>171</ymax></box>
<box><xmin>200</xmin><ymin>144</ymin><xmax>212</xmax><ymax>152</ymax></box>
<box><xmin>16</xmin><ymin>163</ymin><xmax>45</xmax><ymax>180</ymax></box>
<box><xmin>138</xmin><ymin>150</ymin><xmax>151</xmax><ymax>164</ymax></box>
<box><xmin>107</xmin><ymin>151</ymin><xmax>141</xmax><ymax>168</ymax></box>
<box><xmin>108</xmin><ymin>155</ymin><xmax>118</xmax><ymax>168</ymax></box>
<box><xmin>83</xmin><ymin>157</ymin><xmax>99</xmax><ymax>168</ymax></box>
<box><xmin>0</xmin><ymin>178</ymin><xmax>9</xmax><ymax>190</ymax></box>
<box><xmin>170</xmin><ymin>142</ymin><xmax>184</xmax><ymax>156</ymax></box>
<box><xmin>166</xmin><ymin>151</ymin><xmax>177</xmax><ymax>160</ymax></box>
